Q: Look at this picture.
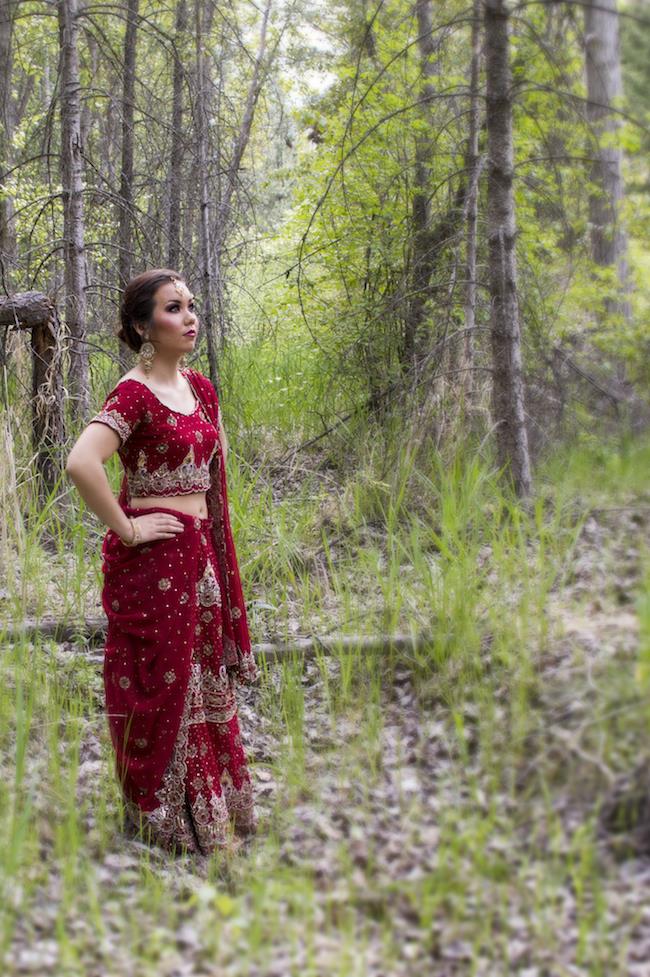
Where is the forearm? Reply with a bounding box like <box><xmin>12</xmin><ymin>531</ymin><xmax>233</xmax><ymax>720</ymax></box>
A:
<box><xmin>65</xmin><ymin>459</ymin><xmax>133</xmax><ymax>539</ymax></box>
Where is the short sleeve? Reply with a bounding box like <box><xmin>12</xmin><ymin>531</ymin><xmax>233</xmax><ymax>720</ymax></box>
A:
<box><xmin>88</xmin><ymin>381</ymin><xmax>145</xmax><ymax>447</ymax></box>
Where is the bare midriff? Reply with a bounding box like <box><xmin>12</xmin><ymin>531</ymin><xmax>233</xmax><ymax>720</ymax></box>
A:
<box><xmin>130</xmin><ymin>491</ymin><xmax>208</xmax><ymax>519</ymax></box>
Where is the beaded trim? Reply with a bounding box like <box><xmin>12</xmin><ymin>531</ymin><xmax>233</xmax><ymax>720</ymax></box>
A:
<box><xmin>127</xmin><ymin>442</ymin><xmax>215</xmax><ymax>497</ymax></box>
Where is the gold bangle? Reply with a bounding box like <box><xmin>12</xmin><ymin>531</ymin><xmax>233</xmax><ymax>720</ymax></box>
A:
<box><xmin>121</xmin><ymin>516</ymin><xmax>141</xmax><ymax>547</ymax></box>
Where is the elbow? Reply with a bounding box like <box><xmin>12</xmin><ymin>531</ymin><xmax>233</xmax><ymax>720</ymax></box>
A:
<box><xmin>65</xmin><ymin>452</ymin><xmax>85</xmax><ymax>477</ymax></box>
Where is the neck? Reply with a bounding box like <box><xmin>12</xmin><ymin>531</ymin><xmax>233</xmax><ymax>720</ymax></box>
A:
<box><xmin>138</xmin><ymin>356</ymin><xmax>186</xmax><ymax>386</ymax></box>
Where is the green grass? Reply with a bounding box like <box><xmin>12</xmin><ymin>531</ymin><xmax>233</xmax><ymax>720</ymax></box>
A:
<box><xmin>1</xmin><ymin>374</ymin><xmax>650</xmax><ymax>973</ymax></box>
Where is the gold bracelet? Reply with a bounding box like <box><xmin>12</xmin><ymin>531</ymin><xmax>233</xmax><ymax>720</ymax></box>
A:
<box><xmin>121</xmin><ymin>516</ymin><xmax>141</xmax><ymax>547</ymax></box>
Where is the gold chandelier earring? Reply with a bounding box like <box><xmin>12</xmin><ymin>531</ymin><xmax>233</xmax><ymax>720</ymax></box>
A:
<box><xmin>138</xmin><ymin>332</ymin><xmax>156</xmax><ymax>377</ymax></box>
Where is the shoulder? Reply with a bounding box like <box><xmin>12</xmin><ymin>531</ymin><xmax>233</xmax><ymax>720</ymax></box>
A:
<box><xmin>106</xmin><ymin>376</ymin><xmax>149</xmax><ymax>404</ymax></box>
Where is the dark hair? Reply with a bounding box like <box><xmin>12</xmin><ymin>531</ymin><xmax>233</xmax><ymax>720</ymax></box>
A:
<box><xmin>117</xmin><ymin>268</ymin><xmax>188</xmax><ymax>352</ymax></box>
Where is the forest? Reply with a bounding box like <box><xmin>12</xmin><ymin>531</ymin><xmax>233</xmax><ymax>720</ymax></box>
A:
<box><xmin>1</xmin><ymin>0</ymin><xmax>650</xmax><ymax>973</ymax></box>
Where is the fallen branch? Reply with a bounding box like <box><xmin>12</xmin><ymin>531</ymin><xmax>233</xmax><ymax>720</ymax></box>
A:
<box><xmin>3</xmin><ymin>617</ymin><xmax>436</xmax><ymax>664</ymax></box>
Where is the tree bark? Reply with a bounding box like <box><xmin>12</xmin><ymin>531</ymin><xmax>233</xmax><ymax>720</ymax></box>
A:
<box><xmin>194</xmin><ymin>0</ymin><xmax>220</xmax><ymax>384</ymax></box>
<box><xmin>58</xmin><ymin>0</ymin><xmax>89</xmax><ymax>416</ymax></box>
<box><xmin>403</xmin><ymin>0</ymin><xmax>441</xmax><ymax>369</ymax></box>
<box><xmin>167</xmin><ymin>0</ymin><xmax>188</xmax><ymax>271</ymax></box>
<box><xmin>118</xmin><ymin>0</ymin><xmax>139</xmax><ymax>372</ymax></box>
<box><xmin>483</xmin><ymin>0</ymin><xmax>531</xmax><ymax>497</ymax></box>
<box><xmin>460</xmin><ymin>0</ymin><xmax>483</xmax><ymax>402</ymax></box>
<box><xmin>212</xmin><ymin>0</ymin><xmax>272</xmax><ymax>363</ymax></box>
<box><xmin>583</xmin><ymin>0</ymin><xmax>632</xmax><ymax>322</ymax></box>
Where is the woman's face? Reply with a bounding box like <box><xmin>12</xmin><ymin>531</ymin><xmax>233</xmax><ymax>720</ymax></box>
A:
<box><xmin>144</xmin><ymin>280</ymin><xmax>199</xmax><ymax>353</ymax></box>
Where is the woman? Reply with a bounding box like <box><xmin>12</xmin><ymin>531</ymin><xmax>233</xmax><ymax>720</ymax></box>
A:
<box><xmin>65</xmin><ymin>268</ymin><xmax>261</xmax><ymax>858</ymax></box>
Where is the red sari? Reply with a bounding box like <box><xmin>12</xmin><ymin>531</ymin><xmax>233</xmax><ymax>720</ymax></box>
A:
<box><xmin>98</xmin><ymin>368</ymin><xmax>261</xmax><ymax>854</ymax></box>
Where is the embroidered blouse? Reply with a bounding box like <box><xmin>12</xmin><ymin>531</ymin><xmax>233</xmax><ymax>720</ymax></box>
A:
<box><xmin>89</xmin><ymin>368</ymin><xmax>220</xmax><ymax>499</ymax></box>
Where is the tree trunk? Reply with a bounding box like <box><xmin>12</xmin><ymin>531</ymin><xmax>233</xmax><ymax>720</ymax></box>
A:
<box><xmin>403</xmin><ymin>0</ymin><xmax>441</xmax><ymax>369</ymax></box>
<box><xmin>483</xmin><ymin>0</ymin><xmax>531</xmax><ymax>497</ymax></box>
<box><xmin>167</xmin><ymin>0</ymin><xmax>187</xmax><ymax>271</ymax></box>
<box><xmin>212</xmin><ymin>0</ymin><xmax>272</xmax><ymax>364</ymax></box>
<box><xmin>118</xmin><ymin>0</ymin><xmax>139</xmax><ymax>372</ymax></box>
<box><xmin>583</xmin><ymin>0</ymin><xmax>632</xmax><ymax>322</ymax></box>
<box><xmin>58</xmin><ymin>0</ymin><xmax>89</xmax><ymax>416</ymax></box>
<box><xmin>460</xmin><ymin>0</ymin><xmax>483</xmax><ymax>402</ymax></box>
<box><xmin>194</xmin><ymin>0</ymin><xmax>220</xmax><ymax>387</ymax></box>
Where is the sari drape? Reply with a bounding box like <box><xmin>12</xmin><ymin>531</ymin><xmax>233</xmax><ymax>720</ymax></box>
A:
<box><xmin>100</xmin><ymin>368</ymin><xmax>260</xmax><ymax>849</ymax></box>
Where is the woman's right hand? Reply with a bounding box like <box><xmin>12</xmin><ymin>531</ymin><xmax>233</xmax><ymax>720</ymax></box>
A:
<box><xmin>120</xmin><ymin>512</ymin><xmax>185</xmax><ymax>545</ymax></box>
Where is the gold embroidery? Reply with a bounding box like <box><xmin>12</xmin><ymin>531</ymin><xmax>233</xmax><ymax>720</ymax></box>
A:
<box><xmin>134</xmin><ymin>737</ymin><xmax>148</xmax><ymax>748</ymax></box>
<box><xmin>90</xmin><ymin>409</ymin><xmax>132</xmax><ymax>443</ymax></box>
<box><xmin>200</xmin><ymin>663</ymin><xmax>238</xmax><ymax>723</ymax></box>
<box><xmin>191</xmin><ymin>788</ymin><xmax>230</xmax><ymax>851</ymax></box>
<box><xmin>231</xmin><ymin>606</ymin><xmax>242</xmax><ymax>620</ymax></box>
<box><xmin>201</xmin><ymin>610</ymin><xmax>213</xmax><ymax>622</ymax></box>
<box><xmin>156</xmin><ymin>443</ymin><xmax>169</xmax><ymax>453</ymax></box>
<box><xmin>164</xmin><ymin>669</ymin><xmax>176</xmax><ymax>684</ymax></box>
<box><xmin>126</xmin><ymin>663</ymin><xmax>202</xmax><ymax>853</ymax></box>
<box><xmin>128</xmin><ymin>444</ymin><xmax>212</xmax><ymax>497</ymax></box>
<box><xmin>220</xmin><ymin>771</ymin><xmax>257</xmax><ymax>835</ymax></box>
<box><xmin>193</xmin><ymin>516</ymin><xmax>202</xmax><ymax>529</ymax></box>
<box><xmin>112</xmin><ymin>599</ymin><xmax>120</xmax><ymax>610</ymax></box>
<box><xmin>197</xmin><ymin>560</ymin><xmax>221</xmax><ymax>607</ymax></box>
<box><xmin>158</xmin><ymin>577</ymin><xmax>171</xmax><ymax>591</ymax></box>
<box><xmin>119</xmin><ymin>675</ymin><xmax>131</xmax><ymax>689</ymax></box>
<box><xmin>143</xmin><ymin>410</ymin><xmax>153</xmax><ymax>423</ymax></box>
<box><xmin>196</xmin><ymin>430</ymin><xmax>204</xmax><ymax>443</ymax></box>
<box><xmin>166</xmin><ymin>415</ymin><xmax>178</xmax><ymax>427</ymax></box>
<box><xmin>179</xmin><ymin>591</ymin><xmax>189</xmax><ymax>604</ymax></box>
